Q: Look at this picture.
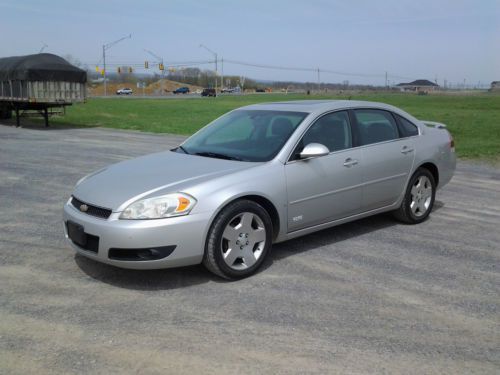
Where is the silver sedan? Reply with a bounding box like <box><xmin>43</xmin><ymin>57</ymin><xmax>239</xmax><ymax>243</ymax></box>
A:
<box><xmin>63</xmin><ymin>100</ymin><xmax>456</xmax><ymax>279</ymax></box>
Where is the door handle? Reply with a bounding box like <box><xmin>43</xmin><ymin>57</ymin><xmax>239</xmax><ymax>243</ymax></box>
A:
<box><xmin>401</xmin><ymin>146</ymin><xmax>414</xmax><ymax>154</ymax></box>
<box><xmin>343</xmin><ymin>158</ymin><xmax>359</xmax><ymax>167</ymax></box>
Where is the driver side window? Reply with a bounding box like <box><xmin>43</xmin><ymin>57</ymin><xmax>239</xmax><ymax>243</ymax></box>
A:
<box><xmin>293</xmin><ymin>111</ymin><xmax>352</xmax><ymax>159</ymax></box>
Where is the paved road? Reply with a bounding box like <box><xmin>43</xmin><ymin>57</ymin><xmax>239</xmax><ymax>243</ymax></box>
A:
<box><xmin>1</xmin><ymin>124</ymin><xmax>499</xmax><ymax>374</ymax></box>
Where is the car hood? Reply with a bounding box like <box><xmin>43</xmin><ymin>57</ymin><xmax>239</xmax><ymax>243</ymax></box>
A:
<box><xmin>73</xmin><ymin>151</ymin><xmax>254</xmax><ymax>211</ymax></box>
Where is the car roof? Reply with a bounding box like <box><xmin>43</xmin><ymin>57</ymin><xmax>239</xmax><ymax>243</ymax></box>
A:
<box><xmin>241</xmin><ymin>100</ymin><xmax>401</xmax><ymax>113</ymax></box>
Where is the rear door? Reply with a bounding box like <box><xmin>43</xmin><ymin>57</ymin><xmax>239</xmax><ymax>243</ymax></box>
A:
<box><xmin>351</xmin><ymin>109</ymin><xmax>415</xmax><ymax>211</ymax></box>
<box><xmin>285</xmin><ymin>111</ymin><xmax>363</xmax><ymax>231</ymax></box>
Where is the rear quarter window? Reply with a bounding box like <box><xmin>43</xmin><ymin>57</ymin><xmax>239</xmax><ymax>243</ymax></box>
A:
<box><xmin>396</xmin><ymin>114</ymin><xmax>419</xmax><ymax>137</ymax></box>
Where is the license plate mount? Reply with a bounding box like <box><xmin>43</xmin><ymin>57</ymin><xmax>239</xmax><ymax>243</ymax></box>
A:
<box><xmin>67</xmin><ymin>221</ymin><xmax>87</xmax><ymax>247</ymax></box>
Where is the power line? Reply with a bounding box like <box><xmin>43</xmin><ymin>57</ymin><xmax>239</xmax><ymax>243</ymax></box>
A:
<box><xmin>87</xmin><ymin>60</ymin><xmax>214</xmax><ymax>68</ymax></box>
<box><xmin>86</xmin><ymin>56</ymin><xmax>418</xmax><ymax>82</ymax></box>
<box><xmin>224</xmin><ymin>59</ymin><xmax>317</xmax><ymax>72</ymax></box>
<box><xmin>223</xmin><ymin>59</ymin><xmax>415</xmax><ymax>80</ymax></box>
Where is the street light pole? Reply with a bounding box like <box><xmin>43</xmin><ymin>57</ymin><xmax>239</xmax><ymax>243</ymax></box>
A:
<box><xmin>200</xmin><ymin>44</ymin><xmax>218</xmax><ymax>96</ymax></box>
<box><xmin>102</xmin><ymin>34</ymin><xmax>131</xmax><ymax>96</ymax></box>
<box><xmin>144</xmin><ymin>49</ymin><xmax>165</xmax><ymax>95</ymax></box>
<box><xmin>102</xmin><ymin>45</ymin><xmax>106</xmax><ymax>95</ymax></box>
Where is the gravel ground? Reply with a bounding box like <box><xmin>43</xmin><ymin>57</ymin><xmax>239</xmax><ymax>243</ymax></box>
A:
<box><xmin>0</xmin><ymin>124</ymin><xmax>499</xmax><ymax>374</ymax></box>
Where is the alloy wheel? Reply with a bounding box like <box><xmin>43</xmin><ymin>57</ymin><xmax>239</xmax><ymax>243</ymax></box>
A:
<box><xmin>221</xmin><ymin>212</ymin><xmax>266</xmax><ymax>270</ymax></box>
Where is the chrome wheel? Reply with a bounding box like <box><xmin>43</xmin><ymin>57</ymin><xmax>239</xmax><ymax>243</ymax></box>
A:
<box><xmin>221</xmin><ymin>212</ymin><xmax>266</xmax><ymax>270</ymax></box>
<box><xmin>410</xmin><ymin>175</ymin><xmax>433</xmax><ymax>217</ymax></box>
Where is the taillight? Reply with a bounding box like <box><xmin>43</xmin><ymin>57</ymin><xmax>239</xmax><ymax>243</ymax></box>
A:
<box><xmin>449</xmin><ymin>132</ymin><xmax>455</xmax><ymax>152</ymax></box>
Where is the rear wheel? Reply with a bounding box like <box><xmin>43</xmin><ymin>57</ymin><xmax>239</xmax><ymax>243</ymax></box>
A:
<box><xmin>394</xmin><ymin>168</ymin><xmax>436</xmax><ymax>224</ymax></box>
<box><xmin>203</xmin><ymin>200</ymin><xmax>272</xmax><ymax>279</ymax></box>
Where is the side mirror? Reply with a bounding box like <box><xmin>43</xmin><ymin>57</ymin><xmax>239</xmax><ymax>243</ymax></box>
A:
<box><xmin>299</xmin><ymin>143</ymin><xmax>330</xmax><ymax>159</ymax></box>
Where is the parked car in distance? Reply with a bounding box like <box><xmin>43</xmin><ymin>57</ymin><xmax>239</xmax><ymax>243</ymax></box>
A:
<box><xmin>201</xmin><ymin>88</ymin><xmax>216</xmax><ymax>97</ymax></box>
<box><xmin>116</xmin><ymin>88</ymin><xmax>133</xmax><ymax>95</ymax></box>
<box><xmin>221</xmin><ymin>87</ymin><xmax>241</xmax><ymax>94</ymax></box>
<box><xmin>173</xmin><ymin>87</ymin><xmax>190</xmax><ymax>94</ymax></box>
<box><xmin>255</xmin><ymin>88</ymin><xmax>265</xmax><ymax>93</ymax></box>
<box><xmin>63</xmin><ymin>100</ymin><xmax>456</xmax><ymax>280</ymax></box>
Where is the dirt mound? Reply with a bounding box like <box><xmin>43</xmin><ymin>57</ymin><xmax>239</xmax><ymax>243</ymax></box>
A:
<box><xmin>148</xmin><ymin>79</ymin><xmax>202</xmax><ymax>94</ymax></box>
<box><xmin>88</xmin><ymin>79</ymin><xmax>203</xmax><ymax>96</ymax></box>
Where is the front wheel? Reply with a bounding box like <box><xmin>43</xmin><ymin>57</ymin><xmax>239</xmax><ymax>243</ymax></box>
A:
<box><xmin>394</xmin><ymin>168</ymin><xmax>436</xmax><ymax>224</ymax></box>
<box><xmin>203</xmin><ymin>200</ymin><xmax>273</xmax><ymax>279</ymax></box>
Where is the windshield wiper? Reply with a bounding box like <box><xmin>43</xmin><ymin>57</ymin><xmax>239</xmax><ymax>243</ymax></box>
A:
<box><xmin>172</xmin><ymin>145</ymin><xmax>189</xmax><ymax>154</ymax></box>
<box><xmin>193</xmin><ymin>152</ymin><xmax>243</xmax><ymax>161</ymax></box>
<box><xmin>178</xmin><ymin>145</ymin><xmax>190</xmax><ymax>154</ymax></box>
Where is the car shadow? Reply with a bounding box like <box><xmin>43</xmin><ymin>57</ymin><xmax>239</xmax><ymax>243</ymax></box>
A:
<box><xmin>75</xmin><ymin>255</ymin><xmax>220</xmax><ymax>290</ymax></box>
<box><xmin>263</xmin><ymin>201</ymin><xmax>445</xmax><ymax>269</ymax></box>
<box><xmin>75</xmin><ymin>201</ymin><xmax>445</xmax><ymax>290</ymax></box>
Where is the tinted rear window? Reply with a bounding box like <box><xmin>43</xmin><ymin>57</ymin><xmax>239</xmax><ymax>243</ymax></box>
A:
<box><xmin>353</xmin><ymin>109</ymin><xmax>399</xmax><ymax>146</ymax></box>
<box><xmin>396</xmin><ymin>115</ymin><xmax>419</xmax><ymax>137</ymax></box>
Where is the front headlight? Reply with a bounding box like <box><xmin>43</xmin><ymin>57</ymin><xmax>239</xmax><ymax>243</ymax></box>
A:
<box><xmin>120</xmin><ymin>193</ymin><xmax>196</xmax><ymax>220</ymax></box>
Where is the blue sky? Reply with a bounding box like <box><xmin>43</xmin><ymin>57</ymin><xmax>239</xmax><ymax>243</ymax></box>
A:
<box><xmin>0</xmin><ymin>0</ymin><xmax>498</xmax><ymax>86</ymax></box>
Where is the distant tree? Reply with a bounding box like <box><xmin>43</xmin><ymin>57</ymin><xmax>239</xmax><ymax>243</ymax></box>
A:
<box><xmin>63</xmin><ymin>54</ymin><xmax>82</xmax><ymax>68</ymax></box>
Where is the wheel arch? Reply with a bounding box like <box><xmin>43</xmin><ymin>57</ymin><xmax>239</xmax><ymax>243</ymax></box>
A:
<box><xmin>207</xmin><ymin>194</ymin><xmax>281</xmax><ymax>242</ymax></box>
<box><xmin>416</xmin><ymin>162</ymin><xmax>439</xmax><ymax>186</ymax></box>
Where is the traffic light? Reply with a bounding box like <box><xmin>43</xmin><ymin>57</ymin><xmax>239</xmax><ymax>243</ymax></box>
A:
<box><xmin>117</xmin><ymin>67</ymin><xmax>121</xmax><ymax>74</ymax></box>
<box><xmin>159</xmin><ymin>63</ymin><xmax>164</xmax><ymax>71</ymax></box>
<box><xmin>145</xmin><ymin>61</ymin><xmax>149</xmax><ymax>69</ymax></box>
<box><xmin>128</xmin><ymin>67</ymin><xmax>133</xmax><ymax>73</ymax></box>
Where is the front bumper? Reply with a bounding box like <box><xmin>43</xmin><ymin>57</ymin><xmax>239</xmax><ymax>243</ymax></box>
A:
<box><xmin>63</xmin><ymin>201</ymin><xmax>211</xmax><ymax>269</ymax></box>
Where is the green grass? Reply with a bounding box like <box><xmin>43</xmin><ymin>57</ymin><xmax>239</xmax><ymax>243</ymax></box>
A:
<box><xmin>48</xmin><ymin>92</ymin><xmax>500</xmax><ymax>160</ymax></box>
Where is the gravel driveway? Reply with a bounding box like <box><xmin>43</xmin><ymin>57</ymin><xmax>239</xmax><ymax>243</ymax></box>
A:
<box><xmin>1</xmin><ymin>124</ymin><xmax>498</xmax><ymax>374</ymax></box>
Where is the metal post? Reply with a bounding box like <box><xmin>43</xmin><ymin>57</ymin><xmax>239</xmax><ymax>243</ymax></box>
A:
<box><xmin>44</xmin><ymin>107</ymin><xmax>49</xmax><ymax>127</ymax></box>
<box><xmin>317</xmin><ymin>68</ymin><xmax>320</xmax><ymax>92</ymax></box>
<box><xmin>103</xmin><ymin>45</ymin><xmax>106</xmax><ymax>96</ymax></box>
<box><xmin>103</xmin><ymin>34</ymin><xmax>132</xmax><ymax>97</ymax></box>
<box><xmin>161</xmin><ymin>62</ymin><xmax>165</xmax><ymax>96</ymax></box>
<box><xmin>200</xmin><ymin>44</ymin><xmax>218</xmax><ymax>97</ymax></box>
<box><xmin>15</xmin><ymin>106</ymin><xmax>20</xmax><ymax>127</ymax></box>
<box><xmin>143</xmin><ymin>49</ymin><xmax>164</xmax><ymax>96</ymax></box>
<box><xmin>215</xmin><ymin>54</ymin><xmax>218</xmax><ymax>96</ymax></box>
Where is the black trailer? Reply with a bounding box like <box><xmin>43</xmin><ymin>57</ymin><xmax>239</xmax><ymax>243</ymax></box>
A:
<box><xmin>0</xmin><ymin>53</ymin><xmax>87</xmax><ymax>127</ymax></box>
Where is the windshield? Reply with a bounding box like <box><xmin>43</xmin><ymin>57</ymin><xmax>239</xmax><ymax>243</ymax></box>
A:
<box><xmin>177</xmin><ymin>110</ymin><xmax>308</xmax><ymax>162</ymax></box>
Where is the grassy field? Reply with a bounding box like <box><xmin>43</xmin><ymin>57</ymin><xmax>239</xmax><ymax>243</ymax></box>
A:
<box><xmin>47</xmin><ymin>92</ymin><xmax>500</xmax><ymax>160</ymax></box>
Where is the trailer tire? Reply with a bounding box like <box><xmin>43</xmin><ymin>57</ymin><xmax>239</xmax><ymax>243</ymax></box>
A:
<box><xmin>0</xmin><ymin>105</ymin><xmax>12</xmax><ymax>119</ymax></box>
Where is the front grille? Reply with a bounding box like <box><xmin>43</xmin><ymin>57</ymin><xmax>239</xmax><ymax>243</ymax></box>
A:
<box><xmin>71</xmin><ymin>197</ymin><xmax>112</xmax><ymax>219</ymax></box>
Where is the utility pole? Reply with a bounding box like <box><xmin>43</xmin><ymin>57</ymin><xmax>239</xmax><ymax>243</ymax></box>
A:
<box><xmin>200</xmin><ymin>44</ymin><xmax>218</xmax><ymax>96</ymax></box>
<box><xmin>144</xmin><ymin>49</ymin><xmax>165</xmax><ymax>95</ymax></box>
<box><xmin>385</xmin><ymin>71</ymin><xmax>388</xmax><ymax>88</ymax></box>
<box><xmin>317</xmin><ymin>68</ymin><xmax>320</xmax><ymax>92</ymax></box>
<box><xmin>221</xmin><ymin>57</ymin><xmax>224</xmax><ymax>90</ymax></box>
<box><xmin>102</xmin><ymin>34</ymin><xmax>132</xmax><ymax>97</ymax></box>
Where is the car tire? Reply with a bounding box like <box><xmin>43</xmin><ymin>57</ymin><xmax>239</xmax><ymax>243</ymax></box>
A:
<box><xmin>203</xmin><ymin>200</ymin><xmax>273</xmax><ymax>280</ymax></box>
<box><xmin>393</xmin><ymin>167</ymin><xmax>436</xmax><ymax>224</ymax></box>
